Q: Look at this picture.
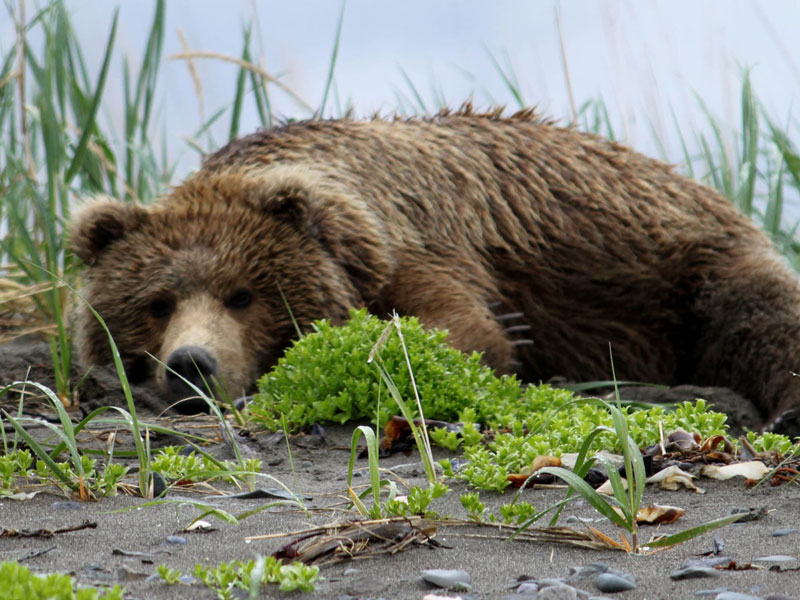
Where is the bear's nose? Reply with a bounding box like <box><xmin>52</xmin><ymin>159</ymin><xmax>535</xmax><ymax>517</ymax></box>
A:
<box><xmin>165</xmin><ymin>345</ymin><xmax>218</xmax><ymax>409</ymax></box>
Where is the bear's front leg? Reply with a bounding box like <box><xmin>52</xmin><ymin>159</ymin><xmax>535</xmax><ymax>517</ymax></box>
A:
<box><xmin>376</xmin><ymin>257</ymin><xmax>517</xmax><ymax>376</ymax></box>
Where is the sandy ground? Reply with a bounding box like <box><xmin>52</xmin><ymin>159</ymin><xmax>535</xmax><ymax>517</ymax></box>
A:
<box><xmin>1</xmin><ymin>416</ymin><xmax>800</xmax><ymax>600</ymax></box>
<box><xmin>1</xmin><ymin>340</ymin><xmax>799</xmax><ymax>599</ymax></box>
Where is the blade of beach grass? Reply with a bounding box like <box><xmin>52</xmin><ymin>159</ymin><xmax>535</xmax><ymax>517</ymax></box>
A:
<box><xmin>64</xmin><ymin>8</ymin><xmax>118</xmax><ymax>185</ymax></box>
<box><xmin>316</xmin><ymin>1</ymin><xmax>345</xmax><ymax>118</ymax></box>
<box><xmin>670</xmin><ymin>106</ymin><xmax>696</xmax><ymax>179</ymax></box>
<box><xmin>736</xmin><ymin>71</ymin><xmax>759</xmax><ymax>217</ymax></box>
<box><xmin>228</xmin><ymin>24</ymin><xmax>252</xmax><ymax>139</ymax></box>
<box><xmin>398</xmin><ymin>67</ymin><xmax>428</xmax><ymax>113</ymax></box>
<box><xmin>694</xmin><ymin>91</ymin><xmax>735</xmax><ymax>202</ymax></box>
<box><xmin>347</xmin><ymin>425</ymin><xmax>382</xmax><ymax>517</ymax></box>
<box><xmin>486</xmin><ymin>47</ymin><xmax>525</xmax><ymax>110</ymax></box>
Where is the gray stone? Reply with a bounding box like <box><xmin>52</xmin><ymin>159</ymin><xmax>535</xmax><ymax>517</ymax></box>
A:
<box><xmin>516</xmin><ymin>582</ymin><xmax>539</xmax><ymax>594</ymax></box>
<box><xmin>165</xmin><ymin>535</ymin><xmax>186</xmax><ymax>545</ymax></box>
<box><xmin>538</xmin><ymin>578</ymin><xmax>569</xmax><ymax>588</ymax></box>
<box><xmin>595</xmin><ymin>572</ymin><xmax>635</xmax><ymax>593</ymax></box>
<box><xmin>538</xmin><ymin>583</ymin><xmax>578</xmax><ymax>600</ymax></box>
<box><xmin>671</xmin><ymin>566</ymin><xmax>721</xmax><ymax>580</ymax></box>
<box><xmin>421</xmin><ymin>568</ymin><xmax>472</xmax><ymax>590</ymax></box>
<box><xmin>771</xmin><ymin>528</ymin><xmax>797</xmax><ymax>537</ymax></box>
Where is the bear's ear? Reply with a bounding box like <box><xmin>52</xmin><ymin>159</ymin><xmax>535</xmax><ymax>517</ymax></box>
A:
<box><xmin>259</xmin><ymin>186</ymin><xmax>319</xmax><ymax>235</ymax></box>
<box><xmin>242</xmin><ymin>167</ymin><xmax>347</xmax><ymax>239</ymax></box>
<box><xmin>69</xmin><ymin>197</ymin><xmax>148</xmax><ymax>265</ymax></box>
<box><xmin>242</xmin><ymin>167</ymin><xmax>391</xmax><ymax>299</ymax></box>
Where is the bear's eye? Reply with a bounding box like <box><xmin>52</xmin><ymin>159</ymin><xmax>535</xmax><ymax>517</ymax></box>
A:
<box><xmin>225</xmin><ymin>289</ymin><xmax>252</xmax><ymax>309</ymax></box>
<box><xmin>148</xmin><ymin>297</ymin><xmax>174</xmax><ymax>319</ymax></box>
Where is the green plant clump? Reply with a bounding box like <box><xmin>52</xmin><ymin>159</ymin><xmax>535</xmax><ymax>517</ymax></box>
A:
<box><xmin>249</xmin><ymin>308</ymin><xmax>520</xmax><ymax>430</ymax></box>
<box><xmin>0</xmin><ymin>561</ymin><xmax>123</xmax><ymax>600</ymax></box>
<box><xmin>247</xmin><ymin>310</ymin><xmax>741</xmax><ymax>483</ymax></box>
<box><xmin>160</xmin><ymin>557</ymin><xmax>319</xmax><ymax>596</ymax></box>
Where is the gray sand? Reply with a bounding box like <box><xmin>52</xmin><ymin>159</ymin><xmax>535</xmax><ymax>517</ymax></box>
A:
<box><xmin>1</xmin><ymin>420</ymin><xmax>798</xmax><ymax>600</ymax></box>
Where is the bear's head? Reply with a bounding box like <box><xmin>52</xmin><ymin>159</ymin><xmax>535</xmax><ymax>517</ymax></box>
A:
<box><xmin>69</xmin><ymin>165</ymin><xmax>391</xmax><ymax>411</ymax></box>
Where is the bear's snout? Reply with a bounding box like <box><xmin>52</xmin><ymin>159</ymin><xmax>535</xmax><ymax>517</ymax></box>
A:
<box><xmin>165</xmin><ymin>345</ymin><xmax>218</xmax><ymax>411</ymax></box>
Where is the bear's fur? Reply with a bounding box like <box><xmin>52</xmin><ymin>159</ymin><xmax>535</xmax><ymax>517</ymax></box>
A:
<box><xmin>69</xmin><ymin>107</ymin><xmax>800</xmax><ymax>430</ymax></box>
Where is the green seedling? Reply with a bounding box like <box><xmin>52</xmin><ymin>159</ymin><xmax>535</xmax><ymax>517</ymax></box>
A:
<box><xmin>159</xmin><ymin>557</ymin><xmax>320</xmax><ymax>597</ymax></box>
<box><xmin>0</xmin><ymin>561</ymin><xmax>124</xmax><ymax>600</ymax></box>
<box><xmin>529</xmin><ymin>370</ymin><xmax>746</xmax><ymax>553</ymax></box>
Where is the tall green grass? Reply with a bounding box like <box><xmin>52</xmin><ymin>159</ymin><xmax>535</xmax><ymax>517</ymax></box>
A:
<box><xmin>1</xmin><ymin>0</ymin><xmax>800</xmax><ymax>403</ymax></box>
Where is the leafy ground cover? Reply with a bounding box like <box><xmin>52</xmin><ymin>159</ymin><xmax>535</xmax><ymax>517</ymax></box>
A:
<box><xmin>2</xmin><ymin>1</ymin><xmax>800</xmax><ymax>597</ymax></box>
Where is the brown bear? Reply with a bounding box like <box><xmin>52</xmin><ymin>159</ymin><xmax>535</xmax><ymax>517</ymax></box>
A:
<box><xmin>69</xmin><ymin>107</ymin><xmax>800</xmax><ymax>431</ymax></box>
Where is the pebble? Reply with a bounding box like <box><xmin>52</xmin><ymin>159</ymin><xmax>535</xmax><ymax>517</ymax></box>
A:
<box><xmin>344</xmin><ymin>575</ymin><xmax>388</xmax><ymax>597</ymax></box>
<box><xmin>695</xmin><ymin>590</ymin><xmax>729</xmax><ymax>597</ymax></box>
<box><xmin>753</xmin><ymin>555</ymin><xmax>797</xmax><ymax>563</ymax></box>
<box><xmin>729</xmin><ymin>506</ymin><xmax>769</xmax><ymax>522</ymax></box>
<box><xmin>670</xmin><ymin>566</ymin><xmax>721</xmax><ymax>580</ymax></box>
<box><xmin>516</xmin><ymin>582</ymin><xmax>539</xmax><ymax>594</ymax></box>
<box><xmin>681</xmin><ymin>556</ymin><xmax>732</xmax><ymax>569</ymax></box>
<box><xmin>165</xmin><ymin>535</ymin><xmax>186</xmax><ymax>545</ymax></box>
<box><xmin>50</xmin><ymin>500</ymin><xmax>81</xmax><ymax>510</ymax></box>
<box><xmin>538</xmin><ymin>578</ymin><xmax>569</xmax><ymax>588</ymax></box>
<box><xmin>568</xmin><ymin>563</ymin><xmax>609</xmax><ymax>583</ymax></box>
<box><xmin>771</xmin><ymin>528</ymin><xmax>797</xmax><ymax>537</ymax></box>
<box><xmin>421</xmin><ymin>568</ymin><xmax>472</xmax><ymax>591</ymax></box>
<box><xmin>149</xmin><ymin>471</ymin><xmax>167</xmax><ymax>497</ymax></box>
<box><xmin>538</xmin><ymin>584</ymin><xmax>577</xmax><ymax>600</ymax></box>
<box><xmin>765</xmin><ymin>595</ymin><xmax>795</xmax><ymax>600</ymax></box>
<box><xmin>595</xmin><ymin>573</ymin><xmax>635</xmax><ymax>593</ymax></box>
<box><xmin>714</xmin><ymin>593</ymin><xmax>762</xmax><ymax>600</ymax></box>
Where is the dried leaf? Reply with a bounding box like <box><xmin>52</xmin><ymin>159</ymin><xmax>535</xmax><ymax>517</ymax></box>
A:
<box><xmin>272</xmin><ymin>517</ymin><xmax>437</xmax><ymax>565</ymax></box>
<box><xmin>635</xmin><ymin>504</ymin><xmax>686</xmax><ymax>525</ymax></box>
<box><xmin>647</xmin><ymin>465</ymin><xmax>704</xmax><ymax>493</ymax></box>
<box><xmin>701</xmin><ymin>461</ymin><xmax>770</xmax><ymax>481</ymax></box>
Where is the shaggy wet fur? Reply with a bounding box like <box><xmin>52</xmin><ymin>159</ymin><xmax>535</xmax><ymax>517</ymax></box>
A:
<box><xmin>70</xmin><ymin>108</ymin><xmax>800</xmax><ymax>430</ymax></box>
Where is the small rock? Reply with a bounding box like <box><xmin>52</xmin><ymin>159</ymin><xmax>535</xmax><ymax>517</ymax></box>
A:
<box><xmin>538</xmin><ymin>583</ymin><xmax>578</xmax><ymax>600</ymax></box>
<box><xmin>729</xmin><ymin>507</ymin><xmax>769</xmax><ymax>522</ymax></box>
<box><xmin>771</xmin><ymin>529</ymin><xmax>797</xmax><ymax>537</ymax></box>
<box><xmin>714</xmin><ymin>593</ymin><xmax>762</xmax><ymax>600</ymax></box>
<box><xmin>345</xmin><ymin>575</ymin><xmax>389</xmax><ymax>596</ymax></box>
<box><xmin>753</xmin><ymin>555</ymin><xmax>797</xmax><ymax>563</ymax></box>
<box><xmin>343</xmin><ymin>568</ymin><xmax>361</xmax><ymax>576</ymax></box>
<box><xmin>694</xmin><ymin>589</ymin><xmax>729</xmax><ymax>597</ymax></box>
<box><xmin>765</xmin><ymin>595</ymin><xmax>794</xmax><ymax>600</ymax></box>
<box><xmin>671</xmin><ymin>566</ymin><xmax>721</xmax><ymax>581</ymax></box>
<box><xmin>537</xmin><ymin>578</ymin><xmax>568</xmax><ymax>588</ymax></box>
<box><xmin>149</xmin><ymin>472</ymin><xmax>167</xmax><ymax>497</ymax></box>
<box><xmin>595</xmin><ymin>572</ymin><xmax>635</xmax><ymax>593</ymax></box>
<box><xmin>516</xmin><ymin>582</ymin><xmax>539</xmax><ymax>594</ymax></box>
<box><xmin>681</xmin><ymin>557</ymin><xmax>732</xmax><ymax>569</ymax></box>
<box><xmin>165</xmin><ymin>535</ymin><xmax>186</xmax><ymax>545</ymax></box>
<box><xmin>391</xmin><ymin>462</ymin><xmax>426</xmax><ymax>477</ymax></box>
<box><xmin>50</xmin><ymin>500</ymin><xmax>81</xmax><ymax>510</ymax></box>
<box><xmin>421</xmin><ymin>568</ymin><xmax>472</xmax><ymax>590</ymax></box>
<box><xmin>568</xmin><ymin>563</ymin><xmax>609</xmax><ymax>583</ymax></box>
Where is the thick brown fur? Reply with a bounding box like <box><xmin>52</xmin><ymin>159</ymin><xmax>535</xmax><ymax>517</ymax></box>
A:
<box><xmin>70</xmin><ymin>107</ymin><xmax>800</xmax><ymax>429</ymax></box>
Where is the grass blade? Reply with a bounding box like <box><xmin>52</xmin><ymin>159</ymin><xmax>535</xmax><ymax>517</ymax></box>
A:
<box><xmin>316</xmin><ymin>2</ymin><xmax>344</xmax><ymax>118</ymax></box>
<box><xmin>64</xmin><ymin>8</ymin><xmax>118</xmax><ymax>185</ymax></box>
<box><xmin>642</xmin><ymin>513</ymin><xmax>745</xmax><ymax>550</ymax></box>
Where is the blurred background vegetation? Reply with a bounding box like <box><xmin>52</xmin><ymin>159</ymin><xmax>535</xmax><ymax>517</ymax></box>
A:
<box><xmin>2</xmin><ymin>0</ymin><xmax>800</xmax><ymax>403</ymax></box>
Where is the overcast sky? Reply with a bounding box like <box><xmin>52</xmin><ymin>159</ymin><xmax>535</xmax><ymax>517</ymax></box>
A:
<box><xmin>4</xmin><ymin>1</ymin><xmax>800</xmax><ymax>179</ymax></box>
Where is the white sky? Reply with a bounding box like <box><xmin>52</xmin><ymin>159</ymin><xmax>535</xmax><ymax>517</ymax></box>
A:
<box><xmin>4</xmin><ymin>1</ymin><xmax>800</xmax><ymax>182</ymax></box>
